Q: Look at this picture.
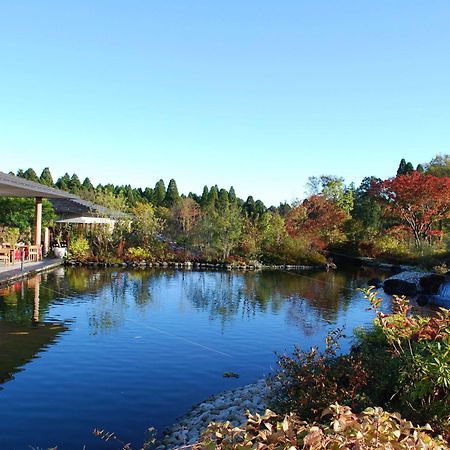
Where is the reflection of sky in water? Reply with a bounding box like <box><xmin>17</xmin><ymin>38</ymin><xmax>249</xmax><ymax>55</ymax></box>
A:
<box><xmin>0</xmin><ymin>266</ymin><xmax>427</xmax><ymax>449</ymax></box>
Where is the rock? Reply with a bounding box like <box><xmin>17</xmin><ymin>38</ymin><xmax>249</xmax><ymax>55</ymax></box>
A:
<box><xmin>383</xmin><ymin>278</ymin><xmax>417</xmax><ymax>295</ymax></box>
<box><xmin>368</xmin><ymin>278</ymin><xmax>383</xmax><ymax>288</ymax></box>
<box><xmin>420</xmin><ymin>274</ymin><xmax>449</xmax><ymax>295</ymax></box>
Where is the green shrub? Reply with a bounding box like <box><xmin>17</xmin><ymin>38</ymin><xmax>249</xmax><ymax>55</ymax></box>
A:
<box><xmin>126</xmin><ymin>246</ymin><xmax>152</xmax><ymax>261</ymax></box>
<box><xmin>67</xmin><ymin>236</ymin><xmax>90</xmax><ymax>260</ymax></box>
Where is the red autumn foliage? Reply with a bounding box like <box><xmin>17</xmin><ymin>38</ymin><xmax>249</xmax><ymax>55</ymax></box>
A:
<box><xmin>371</xmin><ymin>171</ymin><xmax>450</xmax><ymax>246</ymax></box>
<box><xmin>285</xmin><ymin>195</ymin><xmax>348</xmax><ymax>248</ymax></box>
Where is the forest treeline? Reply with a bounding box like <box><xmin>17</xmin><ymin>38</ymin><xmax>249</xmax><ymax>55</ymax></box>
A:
<box><xmin>1</xmin><ymin>154</ymin><xmax>450</xmax><ymax>266</ymax></box>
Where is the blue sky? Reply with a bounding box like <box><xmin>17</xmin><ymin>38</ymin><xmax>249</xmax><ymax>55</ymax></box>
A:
<box><xmin>1</xmin><ymin>1</ymin><xmax>449</xmax><ymax>206</ymax></box>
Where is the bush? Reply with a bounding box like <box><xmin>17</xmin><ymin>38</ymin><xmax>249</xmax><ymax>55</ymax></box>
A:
<box><xmin>269</xmin><ymin>289</ymin><xmax>450</xmax><ymax>440</ymax></box>
<box><xmin>125</xmin><ymin>246</ymin><xmax>152</xmax><ymax>261</ymax></box>
<box><xmin>67</xmin><ymin>236</ymin><xmax>90</xmax><ymax>260</ymax></box>
<box><xmin>192</xmin><ymin>404</ymin><xmax>446</xmax><ymax>449</ymax></box>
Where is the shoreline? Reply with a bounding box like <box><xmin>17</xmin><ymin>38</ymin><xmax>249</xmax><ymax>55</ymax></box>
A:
<box><xmin>65</xmin><ymin>259</ymin><xmax>325</xmax><ymax>272</ymax></box>
<box><xmin>154</xmin><ymin>379</ymin><xmax>272</xmax><ymax>449</ymax></box>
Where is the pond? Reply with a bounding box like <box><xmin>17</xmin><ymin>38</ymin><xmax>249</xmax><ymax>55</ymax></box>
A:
<box><xmin>0</xmin><ymin>265</ymin><xmax>412</xmax><ymax>449</ymax></box>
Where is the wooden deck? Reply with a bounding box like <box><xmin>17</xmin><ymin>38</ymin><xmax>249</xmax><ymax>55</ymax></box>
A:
<box><xmin>0</xmin><ymin>258</ymin><xmax>64</xmax><ymax>286</ymax></box>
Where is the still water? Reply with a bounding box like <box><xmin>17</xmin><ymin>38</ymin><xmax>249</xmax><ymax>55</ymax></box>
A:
<box><xmin>0</xmin><ymin>266</ymin><xmax>396</xmax><ymax>449</ymax></box>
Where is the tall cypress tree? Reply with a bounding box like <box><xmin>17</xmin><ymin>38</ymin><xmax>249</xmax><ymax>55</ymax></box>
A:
<box><xmin>396</xmin><ymin>158</ymin><xmax>407</xmax><ymax>176</ymax></box>
<box><xmin>207</xmin><ymin>185</ymin><xmax>219</xmax><ymax>209</ymax></box>
<box><xmin>228</xmin><ymin>186</ymin><xmax>237</xmax><ymax>205</ymax></box>
<box><xmin>23</xmin><ymin>168</ymin><xmax>40</xmax><ymax>183</ymax></box>
<box><xmin>68</xmin><ymin>174</ymin><xmax>82</xmax><ymax>194</ymax></box>
<box><xmin>82</xmin><ymin>177</ymin><xmax>94</xmax><ymax>191</ymax></box>
<box><xmin>143</xmin><ymin>187</ymin><xmax>154</xmax><ymax>203</ymax></box>
<box><xmin>56</xmin><ymin>173</ymin><xmax>71</xmax><ymax>191</ymax></box>
<box><xmin>200</xmin><ymin>185</ymin><xmax>209</xmax><ymax>207</ymax></box>
<box><xmin>404</xmin><ymin>162</ymin><xmax>414</xmax><ymax>174</ymax></box>
<box><xmin>40</xmin><ymin>167</ymin><xmax>54</xmax><ymax>186</ymax></box>
<box><xmin>218</xmin><ymin>188</ymin><xmax>230</xmax><ymax>211</ymax></box>
<box><xmin>164</xmin><ymin>179</ymin><xmax>180</xmax><ymax>207</ymax></box>
<box><xmin>152</xmin><ymin>179</ymin><xmax>166</xmax><ymax>206</ymax></box>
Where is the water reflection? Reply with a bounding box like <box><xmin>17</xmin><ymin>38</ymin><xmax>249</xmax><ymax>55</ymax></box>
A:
<box><xmin>0</xmin><ymin>276</ymin><xmax>66</xmax><ymax>384</ymax></box>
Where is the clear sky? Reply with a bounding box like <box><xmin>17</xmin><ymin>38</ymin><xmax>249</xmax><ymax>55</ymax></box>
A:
<box><xmin>1</xmin><ymin>1</ymin><xmax>449</xmax><ymax>206</ymax></box>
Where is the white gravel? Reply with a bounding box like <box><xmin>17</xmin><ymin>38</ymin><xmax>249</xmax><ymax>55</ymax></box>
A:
<box><xmin>155</xmin><ymin>379</ymin><xmax>272</xmax><ymax>449</ymax></box>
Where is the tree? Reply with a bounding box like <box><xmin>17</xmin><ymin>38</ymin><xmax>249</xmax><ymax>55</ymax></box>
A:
<box><xmin>68</xmin><ymin>174</ymin><xmax>82</xmax><ymax>194</ymax></box>
<box><xmin>39</xmin><ymin>167</ymin><xmax>54</xmax><ymax>187</ymax></box>
<box><xmin>206</xmin><ymin>185</ymin><xmax>219</xmax><ymax>209</ymax></box>
<box><xmin>200</xmin><ymin>186</ymin><xmax>209</xmax><ymax>207</ymax></box>
<box><xmin>152</xmin><ymin>179</ymin><xmax>166</xmax><ymax>206</ymax></box>
<box><xmin>416</xmin><ymin>164</ymin><xmax>425</xmax><ymax>174</ymax></box>
<box><xmin>373</xmin><ymin>171</ymin><xmax>450</xmax><ymax>246</ymax></box>
<box><xmin>307</xmin><ymin>175</ymin><xmax>354</xmax><ymax>214</ymax></box>
<box><xmin>164</xmin><ymin>179</ymin><xmax>180</xmax><ymax>208</ymax></box>
<box><xmin>23</xmin><ymin>168</ymin><xmax>40</xmax><ymax>183</ymax></box>
<box><xmin>228</xmin><ymin>186</ymin><xmax>237</xmax><ymax>205</ymax></box>
<box><xmin>217</xmin><ymin>189</ymin><xmax>230</xmax><ymax>211</ymax></box>
<box><xmin>131</xmin><ymin>202</ymin><xmax>163</xmax><ymax>247</ymax></box>
<box><xmin>425</xmin><ymin>153</ymin><xmax>450</xmax><ymax>178</ymax></box>
<box><xmin>171</xmin><ymin>197</ymin><xmax>200</xmax><ymax>233</ymax></box>
<box><xmin>81</xmin><ymin>177</ymin><xmax>94</xmax><ymax>191</ymax></box>
<box><xmin>56</xmin><ymin>173</ymin><xmax>71</xmax><ymax>191</ymax></box>
<box><xmin>286</xmin><ymin>195</ymin><xmax>349</xmax><ymax>248</ymax></box>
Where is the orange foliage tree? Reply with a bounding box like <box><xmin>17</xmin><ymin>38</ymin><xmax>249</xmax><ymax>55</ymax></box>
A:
<box><xmin>286</xmin><ymin>195</ymin><xmax>349</xmax><ymax>248</ymax></box>
<box><xmin>372</xmin><ymin>171</ymin><xmax>450</xmax><ymax>247</ymax></box>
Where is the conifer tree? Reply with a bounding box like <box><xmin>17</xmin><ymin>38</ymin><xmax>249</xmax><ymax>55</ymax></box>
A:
<box><xmin>164</xmin><ymin>179</ymin><xmax>180</xmax><ymax>207</ymax></box>
<box><xmin>152</xmin><ymin>179</ymin><xmax>166</xmax><ymax>206</ymax></box>
<box><xmin>23</xmin><ymin>168</ymin><xmax>40</xmax><ymax>183</ymax></box>
<box><xmin>228</xmin><ymin>186</ymin><xmax>237</xmax><ymax>205</ymax></box>
<box><xmin>416</xmin><ymin>164</ymin><xmax>425</xmax><ymax>174</ymax></box>
<box><xmin>404</xmin><ymin>162</ymin><xmax>414</xmax><ymax>174</ymax></box>
<box><xmin>40</xmin><ymin>167</ymin><xmax>54</xmax><ymax>186</ymax></box>
<box><xmin>68</xmin><ymin>174</ymin><xmax>82</xmax><ymax>194</ymax></box>
<box><xmin>82</xmin><ymin>177</ymin><xmax>94</xmax><ymax>191</ymax></box>
<box><xmin>218</xmin><ymin>189</ymin><xmax>230</xmax><ymax>211</ymax></box>
<box><xmin>200</xmin><ymin>185</ymin><xmax>209</xmax><ymax>207</ymax></box>
<box><xmin>143</xmin><ymin>187</ymin><xmax>154</xmax><ymax>203</ymax></box>
<box><xmin>396</xmin><ymin>158</ymin><xmax>407</xmax><ymax>176</ymax></box>
<box><xmin>56</xmin><ymin>173</ymin><xmax>71</xmax><ymax>191</ymax></box>
<box><xmin>207</xmin><ymin>185</ymin><xmax>219</xmax><ymax>209</ymax></box>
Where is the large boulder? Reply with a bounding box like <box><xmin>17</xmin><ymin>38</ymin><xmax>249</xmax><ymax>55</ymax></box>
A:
<box><xmin>419</xmin><ymin>274</ymin><xmax>449</xmax><ymax>295</ymax></box>
<box><xmin>383</xmin><ymin>278</ymin><xmax>418</xmax><ymax>296</ymax></box>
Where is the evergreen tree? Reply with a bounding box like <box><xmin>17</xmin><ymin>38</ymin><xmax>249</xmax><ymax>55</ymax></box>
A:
<box><xmin>396</xmin><ymin>158</ymin><xmax>407</xmax><ymax>176</ymax></box>
<box><xmin>206</xmin><ymin>185</ymin><xmax>219</xmax><ymax>209</ymax></box>
<box><xmin>404</xmin><ymin>162</ymin><xmax>414</xmax><ymax>174</ymax></box>
<box><xmin>16</xmin><ymin>169</ymin><xmax>25</xmax><ymax>178</ymax></box>
<box><xmin>200</xmin><ymin>185</ymin><xmax>209</xmax><ymax>207</ymax></box>
<box><xmin>68</xmin><ymin>174</ymin><xmax>82</xmax><ymax>194</ymax></box>
<box><xmin>143</xmin><ymin>187</ymin><xmax>154</xmax><ymax>203</ymax></box>
<box><xmin>218</xmin><ymin>189</ymin><xmax>230</xmax><ymax>211</ymax></box>
<box><xmin>254</xmin><ymin>199</ymin><xmax>267</xmax><ymax>217</ymax></box>
<box><xmin>228</xmin><ymin>186</ymin><xmax>237</xmax><ymax>205</ymax></box>
<box><xmin>416</xmin><ymin>164</ymin><xmax>425</xmax><ymax>174</ymax></box>
<box><xmin>164</xmin><ymin>179</ymin><xmax>180</xmax><ymax>207</ymax></box>
<box><xmin>152</xmin><ymin>179</ymin><xmax>166</xmax><ymax>206</ymax></box>
<box><xmin>23</xmin><ymin>168</ymin><xmax>40</xmax><ymax>183</ymax></box>
<box><xmin>39</xmin><ymin>167</ymin><xmax>54</xmax><ymax>186</ymax></box>
<box><xmin>81</xmin><ymin>177</ymin><xmax>94</xmax><ymax>191</ymax></box>
<box><xmin>56</xmin><ymin>173</ymin><xmax>71</xmax><ymax>191</ymax></box>
<box><xmin>244</xmin><ymin>196</ymin><xmax>256</xmax><ymax>216</ymax></box>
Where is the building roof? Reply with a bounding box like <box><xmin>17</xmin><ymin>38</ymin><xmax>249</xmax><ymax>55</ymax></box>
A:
<box><xmin>50</xmin><ymin>197</ymin><xmax>129</xmax><ymax>220</ymax></box>
<box><xmin>0</xmin><ymin>171</ymin><xmax>77</xmax><ymax>199</ymax></box>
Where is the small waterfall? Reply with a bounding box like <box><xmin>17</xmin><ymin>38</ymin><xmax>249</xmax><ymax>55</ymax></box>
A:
<box><xmin>438</xmin><ymin>281</ymin><xmax>450</xmax><ymax>299</ymax></box>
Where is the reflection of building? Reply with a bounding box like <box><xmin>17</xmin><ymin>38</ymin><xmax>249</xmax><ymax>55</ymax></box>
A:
<box><xmin>0</xmin><ymin>277</ymin><xmax>66</xmax><ymax>384</ymax></box>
